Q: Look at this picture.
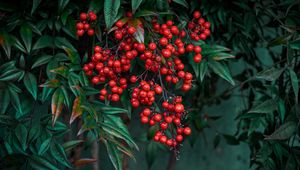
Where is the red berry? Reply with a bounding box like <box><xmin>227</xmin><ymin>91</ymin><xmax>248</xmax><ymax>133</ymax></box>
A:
<box><xmin>176</xmin><ymin>135</ymin><xmax>183</xmax><ymax>142</ymax></box>
<box><xmin>115</xmin><ymin>20</ymin><xmax>124</xmax><ymax>28</ymax></box>
<box><xmin>160</xmin><ymin>122</ymin><xmax>168</xmax><ymax>130</ymax></box>
<box><xmin>153</xmin><ymin>114</ymin><xmax>162</xmax><ymax>122</ymax></box>
<box><xmin>149</xmin><ymin>42</ymin><xmax>157</xmax><ymax>50</ymax></box>
<box><xmin>111</xmin><ymin>94</ymin><xmax>120</xmax><ymax>102</ymax></box>
<box><xmin>100</xmin><ymin>89</ymin><xmax>107</xmax><ymax>96</ymax></box>
<box><xmin>160</xmin><ymin>136</ymin><xmax>167</xmax><ymax>143</ymax></box>
<box><xmin>87</xmin><ymin>29</ymin><xmax>94</xmax><ymax>36</ymax></box>
<box><xmin>127</xmin><ymin>27</ymin><xmax>136</xmax><ymax>34</ymax></box>
<box><xmin>166</xmin><ymin>139</ymin><xmax>173</xmax><ymax>146</ymax></box>
<box><xmin>154</xmin><ymin>86</ymin><xmax>163</xmax><ymax>94</ymax></box>
<box><xmin>159</xmin><ymin>38</ymin><xmax>168</xmax><ymax>46</ymax></box>
<box><xmin>76</xmin><ymin>22</ymin><xmax>84</xmax><ymax>29</ymax></box>
<box><xmin>193</xmin><ymin>11</ymin><xmax>201</xmax><ymax>19</ymax></box>
<box><xmin>91</xmin><ymin>76</ymin><xmax>100</xmax><ymax>84</ymax></box>
<box><xmin>76</xmin><ymin>29</ymin><xmax>84</xmax><ymax>36</ymax></box>
<box><xmin>130</xmin><ymin>75</ymin><xmax>137</xmax><ymax>83</ymax></box>
<box><xmin>183</xmin><ymin>127</ymin><xmax>191</xmax><ymax>135</ymax></box>
<box><xmin>143</xmin><ymin>108</ymin><xmax>151</xmax><ymax>116</ymax></box>
<box><xmin>193</xmin><ymin>54</ymin><xmax>202</xmax><ymax>63</ymax></box>
<box><xmin>80</xmin><ymin>13</ymin><xmax>87</xmax><ymax>20</ymax></box>
<box><xmin>141</xmin><ymin>116</ymin><xmax>149</xmax><ymax>124</ymax></box>
<box><xmin>194</xmin><ymin>46</ymin><xmax>202</xmax><ymax>53</ymax></box>
<box><xmin>174</xmin><ymin>103</ymin><xmax>184</xmax><ymax>113</ymax></box>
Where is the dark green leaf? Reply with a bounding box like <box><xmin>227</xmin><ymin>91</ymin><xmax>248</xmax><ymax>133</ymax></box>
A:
<box><xmin>173</xmin><ymin>0</ymin><xmax>188</xmax><ymax>8</ymax></box>
<box><xmin>248</xmin><ymin>99</ymin><xmax>277</xmax><ymax>114</ymax></box>
<box><xmin>20</xmin><ymin>24</ymin><xmax>32</xmax><ymax>53</ymax></box>
<box><xmin>104</xmin><ymin>0</ymin><xmax>121</xmax><ymax>29</ymax></box>
<box><xmin>15</xmin><ymin>124</ymin><xmax>28</xmax><ymax>150</ymax></box>
<box><xmin>63</xmin><ymin>140</ymin><xmax>83</xmax><ymax>152</ymax></box>
<box><xmin>132</xmin><ymin>0</ymin><xmax>143</xmax><ymax>13</ymax></box>
<box><xmin>103</xmin><ymin>140</ymin><xmax>122</xmax><ymax>170</ymax></box>
<box><xmin>31</xmin><ymin>0</ymin><xmax>42</xmax><ymax>15</ymax></box>
<box><xmin>23</xmin><ymin>72</ymin><xmax>38</xmax><ymax>99</ymax></box>
<box><xmin>289</xmin><ymin>69</ymin><xmax>299</xmax><ymax>103</ymax></box>
<box><xmin>33</xmin><ymin>36</ymin><xmax>54</xmax><ymax>50</ymax></box>
<box><xmin>38</xmin><ymin>138</ymin><xmax>52</xmax><ymax>155</ymax></box>
<box><xmin>32</xmin><ymin>55</ymin><xmax>53</xmax><ymax>68</ymax></box>
<box><xmin>256</xmin><ymin>67</ymin><xmax>285</xmax><ymax>81</ymax></box>
<box><xmin>209</xmin><ymin>60</ymin><xmax>235</xmax><ymax>85</ymax></box>
<box><xmin>265</xmin><ymin>121</ymin><xmax>297</xmax><ymax>140</ymax></box>
<box><xmin>29</xmin><ymin>155</ymin><xmax>59</xmax><ymax>170</ymax></box>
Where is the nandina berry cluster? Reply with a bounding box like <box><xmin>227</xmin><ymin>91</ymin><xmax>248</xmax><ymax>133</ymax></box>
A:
<box><xmin>76</xmin><ymin>11</ymin><xmax>97</xmax><ymax>37</ymax></box>
<box><xmin>139</xmin><ymin>96</ymin><xmax>191</xmax><ymax>146</ymax></box>
<box><xmin>188</xmin><ymin>11</ymin><xmax>211</xmax><ymax>41</ymax></box>
<box><xmin>130</xmin><ymin>80</ymin><xmax>163</xmax><ymax>108</ymax></box>
<box><xmin>81</xmin><ymin>10</ymin><xmax>211</xmax><ymax>148</ymax></box>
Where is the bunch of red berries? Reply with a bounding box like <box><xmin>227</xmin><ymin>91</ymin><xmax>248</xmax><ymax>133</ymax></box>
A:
<box><xmin>76</xmin><ymin>11</ymin><xmax>97</xmax><ymax>37</ymax></box>
<box><xmin>81</xmin><ymin>10</ymin><xmax>212</xmax><ymax>148</ymax></box>
<box><xmin>139</xmin><ymin>96</ymin><xmax>192</xmax><ymax>147</ymax></box>
<box><xmin>187</xmin><ymin>11</ymin><xmax>211</xmax><ymax>41</ymax></box>
<box><xmin>131</xmin><ymin>80</ymin><xmax>163</xmax><ymax>108</ymax></box>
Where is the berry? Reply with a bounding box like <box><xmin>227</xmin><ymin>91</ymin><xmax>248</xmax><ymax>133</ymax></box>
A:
<box><xmin>183</xmin><ymin>127</ymin><xmax>191</xmax><ymax>135</ymax></box>
<box><xmin>80</xmin><ymin>13</ymin><xmax>87</xmax><ymax>20</ymax></box>
<box><xmin>175</xmin><ymin>103</ymin><xmax>184</xmax><ymax>113</ymax></box>
<box><xmin>193</xmin><ymin>11</ymin><xmax>201</xmax><ymax>19</ymax></box>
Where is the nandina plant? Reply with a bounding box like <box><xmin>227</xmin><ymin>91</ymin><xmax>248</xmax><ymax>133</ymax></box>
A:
<box><xmin>0</xmin><ymin>0</ymin><xmax>235</xmax><ymax>169</ymax></box>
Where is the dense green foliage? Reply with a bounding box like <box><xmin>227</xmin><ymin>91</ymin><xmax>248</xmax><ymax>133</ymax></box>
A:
<box><xmin>0</xmin><ymin>0</ymin><xmax>299</xmax><ymax>170</ymax></box>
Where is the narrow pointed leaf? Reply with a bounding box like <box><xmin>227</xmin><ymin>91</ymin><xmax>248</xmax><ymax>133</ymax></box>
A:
<box><xmin>51</xmin><ymin>88</ymin><xmax>65</xmax><ymax>126</ymax></box>
<box><xmin>23</xmin><ymin>72</ymin><xmax>38</xmax><ymax>99</ymax></box>
<box><xmin>265</xmin><ymin>121</ymin><xmax>297</xmax><ymax>140</ymax></box>
<box><xmin>70</xmin><ymin>96</ymin><xmax>83</xmax><ymax>124</ymax></box>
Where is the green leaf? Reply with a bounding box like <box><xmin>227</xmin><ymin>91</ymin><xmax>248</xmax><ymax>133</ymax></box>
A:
<box><xmin>199</xmin><ymin>61</ymin><xmax>208</xmax><ymax>82</ymax></box>
<box><xmin>103</xmin><ymin>140</ymin><xmax>122</xmax><ymax>170</ymax></box>
<box><xmin>173</xmin><ymin>0</ymin><xmax>188</xmax><ymax>8</ymax></box>
<box><xmin>15</xmin><ymin>124</ymin><xmax>28</xmax><ymax>150</ymax></box>
<box><xmin>134</xmin><ymin>10</ymin><xmax>158</xmax><ymax>17</ymax></box>
<box><xmin>156</xmin><ymin>0</ymin><xmax>169</xmax><ymax>11</ymax></box>
<box><xmin>8</xmin><ymin>90</ymin><xmax>23</xmax><ymax>116</ymax></box>
<box><xmin>289</xmin><ymin>69</ymin><xmax>299</xmax><ymax>103</ymax></box>
<box><xmin>93</xmin><ymin>101</ymin><xmax>128</xmax><ymax>115</ymax></box>
<box><xmin>38</xmin><ymin>138</ymin><xmax>52</xmax><ymax>155</ymax></box>
<box><xmin>29</xmin><ymin>155</ymin><xmax>60</xmax><ymax>170</ymax></box>
<box><xmin>208</xmin><ymin>60</ymin><xmax>235</xmax><ymax>85</ymax></box>
<box><xmin>133</xmin><ymin>26</ymin><xmax>144</xmax><ymax>43</ymax></box>
<box><xmin>23</xmin><ymin>72</ymin><xmax>38</xmax><ymax>99</ymax></box>
<box><xmin>62</xmin><ymin>140</ymin><xmax>83</xmax><ymax>152</ymax></box>
<box><xmin>290</xmin><ymin>38</ymin><xmax>300</xmax><ymax>50</ymax></box>
<box><xmin>0</xmin><ymin>69</ymin><xmax>24</xmax><ymax>81</ymax></box>
<box><xmin>70</xmin><ymin>96</ymin><xmax>83</xmax><ymax>124</ymax></box>
<box><xmin>55</xmin><ymin>37</ymin><xmax>76</xmax><ymax>52</ymax></box>
<box><xmin>102</xmin><ymin>115</ymin><xmax>138</xmax><ymax>150</ymax></box>
<box><xmin>132</xmin><ymin>0</ymin><xmax>143</xmax><ymax>13</ymax></box>
<box><xmin>248</xmin><ymin>99</ymin><xmax>277</xmax><ymax>113</ymax></box>
<box><xmin>265</xmin><ymin>121</ymin><xmax>297</xmax><ymax>140</ymax></box>
<box><xmin>256</xmin><ymin>67</ymin><xmax>285</xmax><ymax>81</ymax></box>
<box><xmin>20</xmin><ymin>24</ymin><xmax>32</xmax><ymax>53</ymax></box>
<box><xmin>32</xmin><ymin>55</ymin><xmax>53</xmax><ymax>68</ymax></box>
<box><xmin>31</xmin><ymin>0</ymin><xmax>42</xmax><ymax>15</ymax></box>
<box><xmin>51</xmin><ymin>88</ymin><xmax>65</xmax><ymax>126</ymax></box>
<box><xmin>223</xmin><ymin>134</ymin><xmax>239</xmax><ymax>145</ymax></box>
<box><xmin>58</xmin><ymin>0</ymin><xmax>70</xmax><ymax>12</ymax></box>
<box><xmin>0</xmin><ymin>90</ymin><xmax>10</xmax><ymax>114</ymax></box>
<box><xmin>104</xmin><ymin>0</ymin><xmax>121</xmax><ymax>29</ymax></box>
<box><xmin>50</xmin><ymin>143</ymin><xmax>72</xmax><ymax>168</ymax></box>
<box><xmin>33</xmin><ymin>36</ymin><xmax>54</xmax><ymax>50</ymax></box>
<box><xmin>278</xmin><ymin>99</ymin><xmax>286</xmax><ymax>123</ymax></box>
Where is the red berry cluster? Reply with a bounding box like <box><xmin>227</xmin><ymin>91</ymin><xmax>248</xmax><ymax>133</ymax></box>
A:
<box><xmin>81</xmin><ymin>10</ymin><xmax>211</xmax><ymax>148</ymax></box>
<box><xmin>114</xmin><ymin>21</ymin><xmax>137</xmax><ymax>40</ymax></box>
<box><xmin>76</xmin><ymin>11</ymin><xmax>97</xmax><ymax>37</ymax></box>
<box><xmin>130</xmin><ymin>80</ymin><xmax>163</xmax><ymax>108</ymax></box>
<box><xmin>139</xmin><ymin>96</ymin><xmax>191</xmax><ymax>147</ymax></box>
<box><xmin>188</xmin><ymin>11</ymin><xmax>211</xmax><ymax>41</ymax></box>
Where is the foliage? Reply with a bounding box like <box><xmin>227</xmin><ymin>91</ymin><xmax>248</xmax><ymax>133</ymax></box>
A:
<box><xmin>0</xmin><ymin>0</ymin><xmax>299</xmax><ymax>170</ymax></box>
